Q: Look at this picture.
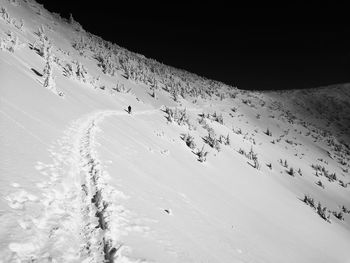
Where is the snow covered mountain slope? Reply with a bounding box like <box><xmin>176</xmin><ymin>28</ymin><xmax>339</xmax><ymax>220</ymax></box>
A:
<box><xmin>0</xmin><ymin>1</ymin><xmax>349</xmax><ymax>262</ymax></box>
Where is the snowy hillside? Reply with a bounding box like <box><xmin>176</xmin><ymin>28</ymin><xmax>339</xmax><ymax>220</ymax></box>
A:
<box><xmin>1</xmin><ymin>1</ymin><xmax>349</xmax><ymax>262</ymax></box>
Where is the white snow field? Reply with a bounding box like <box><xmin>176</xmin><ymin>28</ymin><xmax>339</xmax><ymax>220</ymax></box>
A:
<box><xmin>0</xmin><ymin>1</ymin><xmax>349</xmax><ymax>262</ymax></box>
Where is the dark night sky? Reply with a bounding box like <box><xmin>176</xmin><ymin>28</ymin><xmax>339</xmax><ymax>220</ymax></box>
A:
<box><xmin>36</xmin><ymin>1</ymin><xmax>350</xmax><ymax>90</ymax></box>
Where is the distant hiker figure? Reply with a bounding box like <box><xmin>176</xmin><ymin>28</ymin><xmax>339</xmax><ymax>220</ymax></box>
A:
<box><xmin>127</xmin><ymin>105</ymin><xmax>132</xmax><ymax>114</ymax></box>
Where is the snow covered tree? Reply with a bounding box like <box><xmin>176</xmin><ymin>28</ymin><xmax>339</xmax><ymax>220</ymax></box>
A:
<box><xmin>43</xmin><ymin>47</ymin><xmax>54</xmax><ymax>89</ymax></box>
<box><xmin>42</xmin><ymin>47</ymin><xmax>63</xmax><ymax>97</ymax></box>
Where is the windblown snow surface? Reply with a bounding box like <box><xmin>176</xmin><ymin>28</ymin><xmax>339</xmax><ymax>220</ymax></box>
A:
<box><xmin>0</xmin><ymin>1</ymin><xmax>350</xmax><ymax>262</ymax></box>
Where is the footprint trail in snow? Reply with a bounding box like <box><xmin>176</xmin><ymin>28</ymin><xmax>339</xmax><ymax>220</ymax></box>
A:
<box><xmin>6</xmin><ymin>109</ymin><xmax>156</xmax><ymax>262</ymax></box>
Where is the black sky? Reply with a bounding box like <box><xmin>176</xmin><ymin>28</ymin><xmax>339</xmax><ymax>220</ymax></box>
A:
<box><xmin>36</xmin><ymin>1</ymin><xmax>350</xmax><ymax>90</ymax></box>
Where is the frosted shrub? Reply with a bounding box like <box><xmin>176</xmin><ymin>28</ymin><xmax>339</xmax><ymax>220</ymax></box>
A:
<box><xmin>211</xmin><ymin>112</ymin><xmax>224</xmax><ymax>124</ymax></box>
<box><xmin>95</xmin><ymin>52</ymin><xmax>116</xmax><ymax>76</ymax></box>
<box><xmin>204</xmin><ymin>128</ymin><xmax>220</xmax><ymax>151</ymax></box>
<box><xmin>303</xmin><ymin>195</ymin><xmax>330</xmax><ymax>222</ymax></box>
<box><xmin>63</xmin><ymin>62</ymin><xmax>74</xmax><ymax>77</ymax></box>
<box><xmin>332</xmin><ymin>211</ymin><xmax>344</xmax><ymax>221</ymax></box>
<box><xmin>75</xmin><ymin>61</ymin><xmax>88</xmax><ymax>82</ymax></box>
<box><xmin>72</xmin><ymin>36</ymin><xmax>87</xmax><ymax>56</ymax></box>
<box><xmin>252</xmin><ymin>155</ymin><xmax>260</xmax><ymax>170</ymax></box>
<box><xmin>164</xmin><ymin>107</ymin><xmax>190</xmax><ymax>126</ymax></box>
<box><xmin>316</xmin><ymin>180</ymin><xmax>324</xmax><ymax>189</ymax></box>
<box><xmin>34</xmin><ymin>25</ymin><xmax>50</xmax><ymax>58</ymax></box>
<box><xmin>279</xmin><ymin>159</ymin><xmax>288</xmax><ymax>168</ymax></box>
<box><xmin>63</xmin><ymin>60</ymin><xmax>90</xmax><ymax>84</ymax></box>
<box><xmin>0</xmin><ymin>7</ymin><xmax>10</xmax><ymax>23</ymax></box>
<box><xmin>303</xmin><ymin>195</ymin><xmax>315</xmax><ymax>208</ymax></box>
<box><xmin>287</xmin><ymin>167</ymin><xmax>295</xmax><ymax>176</ymax></box>
<box><xmin>265</xmin><ymin>128</ymin><xmax>272</xmax><ymax>136</ymax></box>
<box><xmin>181</xmin><ymin>133</ymin><xmax>196</xmax><ymax>150</ymax></box>
<box><xmin>13</xmin><ymin>18</ymin><xmax>23</xmax><ymax>30</ymax></box>
<box><xmin>113</xmin><ymin>82</ymin><xmax>130</xmax><ymax>93</ymax></box>
<box><xmin>196</xmin><ymin>145</ymin><xmax>208</xmax><ymax>162</ymax></box>
<box><xmin>342</xmin><ymin>205</ymin><xmax>350</xmax><ymax>214</ymax></box>
<box><xmin>316</xmin><ymin>202</ymin><xmax>331</xmax><ymax>222</ymax></box>
<box><xmin>223</xmin><ymin>134</ymin><xmax>230</xmax><ymax>146</ymax></box>
<box><xmin>1</xmin><ymin>31</ymin><xmax>18</xmax><ymax>52</ymax></box>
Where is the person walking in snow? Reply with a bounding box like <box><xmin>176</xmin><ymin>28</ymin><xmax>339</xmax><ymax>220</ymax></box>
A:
<box><xmin>127</xmin><ymin>105</ymin><xmax>132</xmax><ymax>114</ymax></box>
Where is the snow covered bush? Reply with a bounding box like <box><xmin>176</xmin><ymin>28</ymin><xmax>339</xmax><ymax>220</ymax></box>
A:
<box><xmin>219</xmin><ymin>134</ymin><xmax>230</xmax><ymax>146</ymax></box>
<box><xmin>181</xmin><ymin>133</ymin><xmax>196</xmax><ymax>150</ymax></box>
<box><xmin>0</xmin><ymin>31</ymin><xmax>18</xmax><ymax>52</ymax></box>
<box><xmin>279</xmin><ymin>159</ymin><xmax>288</xmax><ymax>168</ymax></box>
<box><xmin>211</xmin><ymin>112</ymin><xmax>224</xmax><ymax>124</ymax></box>
<box><xmin>342</xmin><ymin>205</ymin><xmax>350</xmax><ymax>214</ymax></box>
<box><xmin>316</xmin><ymin>202</ymin><xmax>331</xmax><ymax>222</ymax></box>
<box><xmin>332</xmin><ymin>211</ymin><xmax>344</xmax><ymax>221</ymax></box>
<box><xmin>311</xmin><ymin>164</ymin><xmax>338</xmax><ymax>182</ymax></box>
<box><xmin>0</xmin><ymin>7</ymin><xmax>10</xmax><ymax>23</ymax></box>
<box><xmin>13</xmin><ymin>18</ymin><xmax>24</xmax><ymax>30</ymax></box>
<box><xmin>196</xmin><ymin>145</ymin><xmax>209</xmax><ymax>162</ymax></box>
<box><xmin>265</xmin><ymin>128</ymin><xmax>272</xmax><ymax>136</ymax></box>
<box><xmin>94</xmin><ymin>51</ymin><xmax>117</xmax><ymax>76</ymax></box>
<box><xmin>287</xmin><ymin>167</ymin><xmax>295</xmax><ymax>176</ymax></box>
<box><xmin>113</xmin><ymin>82</ymin><xmax>130</xmax><ymax>93</ymax></box>
<box><xmin>204</xmin><ymin>128</ymin><xmax>221</xmax><ymax>151</ymax></box>
<box><xmin>303</xmin><ymin>195</ymin><xmax>315</xmax><ymax>209</ymax></box>
<box><xmin>75</xmin><ymin>61</ymin><xmax>88</xmax><ymax>82</ymax></box>
<box><xmin>164</xmin><ymin>107</ymin><xmax>190</xmax><ymax>127</ymax></box>
<box><xmin>316</xmin><ymin>180</ymin><xmax>324</xmax><ymax>189</ymax></box>
<box><xmin>72</xmin><ymin>36</ymin><xmax>87</xmax><ymax>56</ymax></box>
<box><xmin>33</xmin><ymin>25</ymin><xmax>51</xmax><ymax>58</ymax></box>
<box><xmin>303</xmin><ymin>195</ymin><xmax>331</xmax><ymax>222</ymax></box>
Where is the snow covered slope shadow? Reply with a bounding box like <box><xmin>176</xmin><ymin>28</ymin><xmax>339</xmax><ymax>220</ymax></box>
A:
<box><xmin>0</xmin><ymin>0</ymin><xmax>350</xmax><ymax>262</ymax></box>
